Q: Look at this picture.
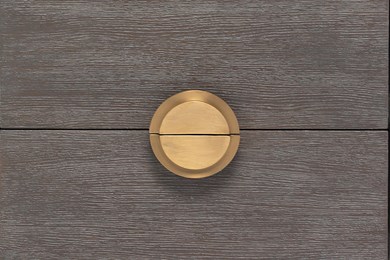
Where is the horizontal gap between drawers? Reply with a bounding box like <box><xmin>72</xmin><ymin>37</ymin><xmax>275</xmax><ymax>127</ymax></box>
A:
<box><xmin>0</xmin><ymin>128</ymin><xmax>388</xmax><ymax>131</ymax></box>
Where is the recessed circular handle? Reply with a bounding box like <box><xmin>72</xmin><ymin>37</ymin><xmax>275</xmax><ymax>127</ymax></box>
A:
<box><xmin>149</xmin><ymin>90</ymin><xmax>240</xmax><ymax>179</ymax></box>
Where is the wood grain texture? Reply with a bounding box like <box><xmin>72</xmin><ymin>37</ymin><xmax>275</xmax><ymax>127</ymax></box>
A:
<box><xmin>0</xmin><ymin>130</ymin><xmax>387</xmax><ymax>259</ymax></box>
<box><xmin>0</xmin><ymin>0</ymin><xmax>388</xmax><ymax>129</ymax></box>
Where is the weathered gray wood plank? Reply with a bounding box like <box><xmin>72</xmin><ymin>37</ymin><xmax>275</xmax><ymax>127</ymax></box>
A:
<box><xmin>0</xmin><ymin>130</ymin><xmax>387</xmax><ymax>259</ymax></box>
<box><xmin>0</xmin><ymin>0</ymin><xmax>388</xmax><ymax>129</ymax></box>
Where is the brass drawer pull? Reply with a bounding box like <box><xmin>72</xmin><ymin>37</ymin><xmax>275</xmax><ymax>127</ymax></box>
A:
<box><xmin>150</xmin><ymin>90</ymin><xmax>240</xmax><ymax>178</ymax></box>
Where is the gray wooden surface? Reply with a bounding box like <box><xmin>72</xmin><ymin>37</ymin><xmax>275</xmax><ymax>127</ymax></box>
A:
<box><xmin>0</xmin><ymin>131</ymin><xmax>387</xmax><ymax>259</ymax></box>
<box><xmin>0</xmin><ymin>0</ymin><xmax>388</xmax><ymax>259</ymax></box>
<box><xmin>0</xmin><ymin>0</ymin><xmax>388</xmax><ymax>129</ymax></box>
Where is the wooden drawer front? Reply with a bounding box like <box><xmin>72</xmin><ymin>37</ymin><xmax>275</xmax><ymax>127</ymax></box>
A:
<box><xmin>0</xmin><ymin>131</ymin><xmax>387</xmax><ymax>259</ymax></box>
<box><xmin>0</xmin><ymin>0</ymin><xmax>388</xmax><ymax>259</ymax></box>
<box><xmin>0</xmin><ymin>0</ymin><xmax>387</xmax><ymax>129</ymax></box>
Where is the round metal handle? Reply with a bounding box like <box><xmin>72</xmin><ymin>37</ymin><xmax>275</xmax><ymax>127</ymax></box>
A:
<box><xmin>149</xmin><ymin>90</ymin><xmax>240</xmax><ymax>179</ymax></box>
